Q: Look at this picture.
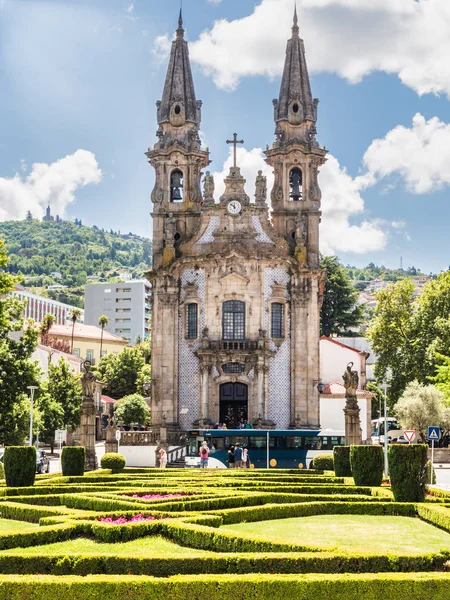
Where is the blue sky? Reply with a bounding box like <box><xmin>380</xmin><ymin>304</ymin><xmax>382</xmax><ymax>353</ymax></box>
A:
<box><xmin>1</xmin><ymin>0</ymin><xmax>450</xmax><ymax>273</ymax></box>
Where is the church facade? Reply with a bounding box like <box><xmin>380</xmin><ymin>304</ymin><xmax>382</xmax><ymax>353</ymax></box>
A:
<box><xmin>147</xmin><ymin>10</ymin><xmax>327</xmax><ymax>432</ymax></box>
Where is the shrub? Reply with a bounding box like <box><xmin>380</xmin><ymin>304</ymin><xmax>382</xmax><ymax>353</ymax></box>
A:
<box><xmin>312</xmin><ymin>454</ymin><xmax>334</xmax><ymax>471</ymax></box>
<box><xmin>350</xmin><ymin>445</ymin><xmax>384</xmax><ymax>486</ymax></box>
<box><xmin>389</xmin><ymin>444</ymin><xmax>428</xmax><ymax>502</ymax></box>
<box><xmin>333</xmin><ymin>446</ymin><xmax>352</xmax><ymax>477</ymax></box>
<box><xmin>114</xmin><ymin>394</ymin><xmax>150</xmax><ymax>427</ymax></box>
<box><xmin>61</xmin><ymin>446</ymin><xmax>85</xmax><ymax>476</ymax></box>
<box><xmin>426</xmin><ymin>460</ymin><xmax>436</xmax><ymax>485</ymax></box>
<box><xmin>4</xmin><ymin>446</ymin><xmax>36</xmax><ymax>487</ymax></box>
<box><xmin>101</xmin><ymin>453</ymin><xmax>126</xmax><ymax>473</ymax></box>
<box><xmin>0</xmin><ymin>460</ymin><xmax>5</xmax><ymax>480</ymax></box>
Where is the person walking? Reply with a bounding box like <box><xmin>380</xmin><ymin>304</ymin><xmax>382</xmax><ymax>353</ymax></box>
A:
<box><xmin>159</xmin><ymin>448</ymin><xmax>167</xmax><ymax>468</ymax></box>
<box><xmin>227</xmin><ymin>446</ymin><xmax>235</xmax><ymax>469</ymax></box>
<box><xmin>242</xmin><ymin>448</ymin><xmax>251</xmax><ymax>468</ymax></box>
<box><xmin>233</xmin><ymin>443</ymin><xmax>243</xmax><ymax>468</ymax></box>
<box><xmin>199</xmin><ymin>441</ymin><xmax>209</xmax><ymax>468</ymax></box>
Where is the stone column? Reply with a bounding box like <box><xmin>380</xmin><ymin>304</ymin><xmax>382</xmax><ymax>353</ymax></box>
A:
<box><xmin>263</xmin><ymin>364</ymin><xmax>270</xmax><ymax>420</ymax></box>
<box><xmin>344</xmin><ymin>407</ymin><xmax>362</xmax><ymax>446</ymax></box>
<box><xmin>256</xmin><ymin>363</ymin><xmax>264</xmax><ymax>419</ymax></box>
<box><xmin>80</xmin><ymin>361</ymin><xmax>98</xmax><ymax>471</ymax></box>
<box><xmin>200</xmin><ymin>365</ymin><xmax>209</xmax><ymax>421</ymax></box>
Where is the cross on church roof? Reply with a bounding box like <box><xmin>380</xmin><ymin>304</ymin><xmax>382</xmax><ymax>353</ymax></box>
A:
<box><xmin>226</xmin><ymin>133</ymin><xmax>244</xmax><ymax>167</ymax></box>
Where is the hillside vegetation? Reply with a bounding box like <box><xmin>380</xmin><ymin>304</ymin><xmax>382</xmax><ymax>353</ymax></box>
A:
<box><xmin>0</xmin><ymin>219</ymin><xmax>152</xmax><ymax>308</ymax></box>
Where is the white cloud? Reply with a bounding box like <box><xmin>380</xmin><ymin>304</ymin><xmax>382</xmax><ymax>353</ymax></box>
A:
<box><xmin>357</xmin><ymin>114</ymin><xmax>450</xmax><ymax>194</ymax></box>
<box><xmin>187</xmin><ymin>0</ymin><xmax>450</xmax><ymax>96</ymax></box>
<box><xmin>207</xmin><ymin>0</ymin><xmax>222</xmax><ymax>4</ymax></box>
<box><xmin>211</xmin><ymin>148</ymin><xmax>386</xmax><ymax>255</ymax></box>
<box><xmin>152</xmin><ymin>34</ymin><xmax>172</xmax><ymax>64</ymax></box>
<box><xmin>0</xmin><ymin>150</ymin><xmax>102</xmax><ymax>221</ymax></box>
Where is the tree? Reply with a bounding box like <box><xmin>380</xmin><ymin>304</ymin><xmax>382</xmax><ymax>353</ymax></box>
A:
<box><xmin>0</xmin><ymin>238</ymin><xmax>40</xmax><ymax>445</ymax></box>
<box><xmin>44</xmin><ymin>359</ymin><xmax>83</xmax><ymax>437</ymax></box>
<box><xmin>96</xmin><ymin>346</ymin><xmax>145</xmax><ymax>399</ymax></box>
<box><xmin>98</xmin><ymin>315</ymin><xmax>109</xmax><ymax>358</ymax></box>
<box><xmin>36</xmin><ymin>392</ymin><xmax>64</xmax><ymax>454</ymax></box>
<box><xmin>429</xmin><ymin>352</ymin><xmax>450</xmax><ymax>403</ymax></box>
<box><xmin>367</xmin><ymin>279</ymin><xmax>415</xmax><ymax>402</ymax></box>
<box><xmin>394</xmin><ymin>382</ymin><xmax>444</xmax><ymax>442</ymax></box>
<box><xmin>69</xmin><ymin>308</ymin><xmax>82</xmax><ymax>353</ymax></box>
<box><xmin>320</xmin><ymin>256</ymin><xmax>363</xmax><ymax>337</ymax></box>
<box><xmin>114</xmin><ymin>394</ymin><xmax>150</xmax><ymax>427</ymax></box>
<box><xmin>41</xmin><ymin>313</ymin><xmax>55</xmax><ymax>337</ymax></box>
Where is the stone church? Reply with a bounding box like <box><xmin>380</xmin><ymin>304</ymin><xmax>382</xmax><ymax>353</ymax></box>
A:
<box><xmin>147</xmin><ymin>9</ymin><xmax>327</xmax><ymax>432</ymax></box>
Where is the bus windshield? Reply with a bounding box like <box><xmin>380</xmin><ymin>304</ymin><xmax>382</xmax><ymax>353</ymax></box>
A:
<box><xmin>371</xmin><ymin>419</ymin><xmax>400</xmax><ymax>437</ymax></box>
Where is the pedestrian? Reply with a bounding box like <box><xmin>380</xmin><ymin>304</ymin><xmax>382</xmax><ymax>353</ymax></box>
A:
<box><xmin>242</xmin><ymin>448</ymin><xmax>251</xmax><ymax>468</ymax></box>
<box><xmin>222</xmin><ymin>423</ymin><xmax>228</xmax><ymax>430</ymax></box>
<box><xmin>234</xmin><ymin>443</ymin><xmax>243</xmax><ymax>468</ymax></box>
<box><xmin>199</xmin><ymin>441</ymin><xmax>209</xmax><ymax>468</ymax></box>
<box><xmin>227</xmin><ymin>445</ymin><xmax>235</xmax><ymax>468</ymax></box>
<box><xmin>159</xmin><ymin>448</ymin><xmax>167</xmax><ymax>469</ymax></box>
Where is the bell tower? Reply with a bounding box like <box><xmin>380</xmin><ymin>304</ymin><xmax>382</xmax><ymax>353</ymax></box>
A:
<box><xmin>265</xmin><ymin>7</ymin><xmax>326</xmax><ymax>269</ymax></box>
<box><xmin>146</xmin><ymin>11</ymin><xmax>210</xmax><ymax>269</ymax></box>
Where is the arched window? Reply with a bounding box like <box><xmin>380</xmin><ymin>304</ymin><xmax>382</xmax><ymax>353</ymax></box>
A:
<box><xmin>271</xmin><ymin>303</ymin><xmax>284</xmax><ymax>338</ymax></box>
<box><xmin>222</xmin><ymin>300</ymin><xmax>245</xmax><ymax>340</ymax></box>
<box><xmin>186</xmin><ymin>303</ymin><xmax>198</xmax><ymax>339</ymax></box>
<box><xmin>170</xmin><ymin>170</ymin><xmax>184</xmax><ymax>202</ymax></box>
<box><xmin>289</xmin><ymin>167</ymin><xmax>302</xmax><ymax>201</ymax></box>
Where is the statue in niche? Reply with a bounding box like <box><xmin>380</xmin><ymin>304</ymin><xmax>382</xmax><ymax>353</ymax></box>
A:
<box><xmin>164</xmin><ymin>213</ymin><xmax>177</xmax><ymax>247</ymax></box>
<box><xmin>81</xmin><ymin>360</ymin><xmax>96</xmax><ymax>399</ymax></box>
<box><xmin>343</xmin><ymin>362</ymin><xmax>359</xmax><ymax>410</ymax></box>
<box><xmin>295</xmin><ymin>214</ymin><xmax>307</xmax><ymax>246</ymax></box>
<box><xmin>255</xmin><ymin>170</ymin><xmax>267</xmax><ymax>204</ymax></box>
<box><xmin>203</xmin><ymin>171</ymin><xmax>215</xmax><ymax>205</ymax></box>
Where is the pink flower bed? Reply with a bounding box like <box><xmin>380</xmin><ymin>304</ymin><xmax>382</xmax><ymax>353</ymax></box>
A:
<box><xmin>99</xmin><ymin>514</ymin><xmax>167</xmax><ymax>525</ymax></box>
<box><xmin>121</xmin><ymin>493</ymin><xmax>188</xmax><ymax>500</ymax></box>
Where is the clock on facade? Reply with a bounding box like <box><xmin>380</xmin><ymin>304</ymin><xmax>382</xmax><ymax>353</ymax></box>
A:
<box><xmin>227</xmin><ymin>200</ymin><xmax>242</xmax><ymax>215</ymax></box>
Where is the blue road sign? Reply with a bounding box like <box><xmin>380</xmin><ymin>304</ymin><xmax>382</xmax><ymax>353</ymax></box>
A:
<box><xmin>428</xmin><ymin>426</ymin><xmax>441</xmax><ymax>441</ymax></box>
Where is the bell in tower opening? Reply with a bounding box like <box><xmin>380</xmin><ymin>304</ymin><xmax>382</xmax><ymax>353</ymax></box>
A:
<box><xmin>170</xmin><ymin>170</ymin><xmax>184</xmax><ymax>202</ymax></box>
<box><xmin>290</xmin><ymin>168</ymin><xmax>302</xmax><ymax>201</ymax></box>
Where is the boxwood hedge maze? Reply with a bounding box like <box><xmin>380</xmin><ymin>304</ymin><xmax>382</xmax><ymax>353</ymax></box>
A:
<box><xmin>0</xmin><ymin>469</ymin><xmax>449</xmax><ymax>598</ymax></box>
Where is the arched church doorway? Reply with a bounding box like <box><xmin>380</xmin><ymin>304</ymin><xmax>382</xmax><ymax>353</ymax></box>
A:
<box><xmin>219</xmin><ymin>382</ymin><xmax>248</xmax><ymax>428</ymax></box>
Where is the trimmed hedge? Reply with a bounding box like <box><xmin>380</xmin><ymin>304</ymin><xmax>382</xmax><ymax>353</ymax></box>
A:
<box><xmin>334</xmin><ymin>446</ymin><xmax>352</xmax><ymax>477</ymax></box>
<box><xmin>350</xmin><ymin>445</ymin><xmax>384</xmax><ymax>486</ymax></box>
<box><xmin>4</xmin><ymin>447</ymin><xmax>36</xmax><ymax>488</ymax></box>
<box><xmin>0</xmin><ymin>573</ymin><xmax>449</xmax><ymax>600</ymax></box>
<box><xmin>61</xmin><ymin>447</ymin><xmax>85</xmax><ymax>477</ymax></box>
<box><xmin>100</xmin><ymin>453</ymin><xmax>126</xmax><ymax>473</ymax></box>
<box><xmin>312</xmin><ymin>454</ymin><xmax>334</xmax><ymax>471</ymax></box>
<box><xmin>389</xmin><ymin>444</ymin><xmax>427</xmax><ymax>502</ymax></box>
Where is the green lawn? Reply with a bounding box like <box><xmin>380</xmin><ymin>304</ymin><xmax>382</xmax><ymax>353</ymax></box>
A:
<box><xmin>221</xmin><ymin>515</ymin><xmax>450</xmax><ymax>554</ymax></box>
<box><xmin>0</xmin><ymin>535</ymin><xmax>213</xmax><ymax>557</ymax></box>
<box><xmin>0</xmin><ymin>519</ymin><xmax>39</xmax><ymax>533</ymax></box>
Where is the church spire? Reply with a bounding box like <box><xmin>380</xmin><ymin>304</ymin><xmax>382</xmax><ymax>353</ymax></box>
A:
<box><xmin>273</xmin><ymin>7</ymin><xmax>317</xmax><ymax>127</ymax></box>
<box><xmin>157</xmin><ymin>10</ymin><xmax>201</xmax><ymax>126</ymax></box>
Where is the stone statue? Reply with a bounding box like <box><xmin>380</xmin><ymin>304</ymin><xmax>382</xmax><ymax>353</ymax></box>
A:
<box><xmin>203</xmin><ymin>171</ymin><xmax>215</xmax><ymax>205</ymax></box>
<box><xmin>255</xmin><ymin>170</ymin><xmax>267</xmax><ymax>204</ymax></box>
<box><xmin>81</xmin><ymin>360</ymin><xmax>96</xmax><ymax>398</ymax></box>
<box><xmin>295</xmin><ymin>214</ymin><xmax>307</xmax><ymax>246</ymax></box>
<box><xmin>343</xmin><ymin>362</ymin><xmax>359</xmax><ymax>410</ymax></box>
<box><xmin>164</xmin><ymin>213</ymin><xmax>177</xmax><ymax>244</ymax></box>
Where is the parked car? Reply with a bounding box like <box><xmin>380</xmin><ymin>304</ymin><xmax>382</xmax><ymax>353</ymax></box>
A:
<box><xmin>36</xmin><ymin>450</ymin><xmax>50</xmax><ymax>474</ymax></box>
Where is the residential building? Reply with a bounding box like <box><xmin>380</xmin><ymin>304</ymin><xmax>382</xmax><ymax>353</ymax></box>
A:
<box><xmin>46</xmin><ymin>323</ymin><xmax>129</xmax><ymax>364</ymax></box>
<box><xmin>11</xmin><ymin>287</ymin><xmax>84</xmax><ymax>325</ymax></box>
<box><xmin>84</xmin><ymin>280</ymin><xmax>151</xmax><ymax>344</ymax></box>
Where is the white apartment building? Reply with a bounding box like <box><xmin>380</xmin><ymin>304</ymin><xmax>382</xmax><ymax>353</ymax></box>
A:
<box><xmin>11</xmin><ymin>288</ymin><xmax>84</xmax><ymax>325</ymax></box>
<box><xmin>84</xmin><ymin>280</ymin><xmax>151</xmax><ymax>344</ymax></box>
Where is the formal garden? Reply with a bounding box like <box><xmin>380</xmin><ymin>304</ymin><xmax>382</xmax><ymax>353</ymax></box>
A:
<box><xmin>0</xmin><ymin>445</ymin><xmax>447</xmax><ymax>598</ymax></box>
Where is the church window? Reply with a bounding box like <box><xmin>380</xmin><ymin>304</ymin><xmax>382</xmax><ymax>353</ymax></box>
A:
<box><xmin>170</xmin><ymin>170</ymin><xmax>184</xmax><ymax>202</ymax></box>
<box><xmin>222</xmin><ymin>362</ymin><xmax>245</xmax><ymax>374</ymax></box>
<box><xmin>289</xmin><ymin>167</ymin><xmax>302</xmax><ymax>201</ymax></box>
<box><xmin>174</xmin><ymin>104</ymin><xmax>181</xmax><ymax>115</ymax></box>
<box><xmin>222</xmin><ymin>300</ymin><xmax>245</xmax><ymax>340</ymax></box>
<box><xmin>292</xmin><ymin>103</ymin><xmax>299</xmax><ymax>114</ymax></box>
<box><xmin>186</xmin><ymin>303</ymin><xmax>198</xmax><ymax>339</ymax></box>
<box><xmin>271</xmin><ymin>303</ymin><xmax>284</xmax><ymax>338</ymax></box>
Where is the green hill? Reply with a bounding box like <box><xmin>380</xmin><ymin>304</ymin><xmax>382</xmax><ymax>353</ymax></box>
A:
<box><xmin>0</xmin><ymin>219</ymin><xmax>152</xmax><ymax>308</ymax></box>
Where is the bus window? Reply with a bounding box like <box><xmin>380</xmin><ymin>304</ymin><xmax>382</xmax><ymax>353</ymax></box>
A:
<box><xmin>287</xmin><ymin>436</ymin><xmax>303</xmax><ymax>449</ymax></box>
<box><xmin>304</xmin><ymin>436</ymin><xmax>321</xmax><ymax>450</ymax></box>
<box><xmin>248</xmin><ymin>436</ymin><xmax>267</xmax><ymax>450</ymax></box>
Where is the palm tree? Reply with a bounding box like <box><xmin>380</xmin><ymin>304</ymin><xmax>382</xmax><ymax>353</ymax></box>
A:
<box><xmin>98</xmin><ymin>315</ymin><xmax>109</xmax><ymax>359</ymax></box>
<box><xmin>69</xmin><ymin>309</ymin><xmax>82</xmax><ymax>354</ymax></box>
<box><xmin>40</xmin><ymin>313</ymin><xmax>56</xmax><ymax>337</ymax></box>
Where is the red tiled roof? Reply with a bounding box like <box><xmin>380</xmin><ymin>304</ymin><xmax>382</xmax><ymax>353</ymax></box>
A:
<box><xmin>101</xmin><ymin>395</ymin><xmax>117</xmax><ymax>403</ymax></box>
<box><xmin>48</xmin><ymin>323</ymin><xmax>128</xmax><ymax>344</ymax></box>
<box><xmin>321</xmin><ymin>381</ymin><xmax>371</xmax><ymax>396</ymax></box>
<box><xmin>320</xmin><ymin>336</ymin><xmax>369</xmax><ymax>356</ymax></box>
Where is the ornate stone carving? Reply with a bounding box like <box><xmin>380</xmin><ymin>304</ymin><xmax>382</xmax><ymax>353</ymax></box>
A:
<box><xmin>81</xmin><ymin>360</ymin><xmax>96</xmax><ymax>399</ymax></box>
<box><xmin>203</xmin><ymin>171</ymin><xmax>215</xmax><ymax>207</ymax></box>
<box><xmin>309</xmin><ymin>163</ymin><xmax>322</xmax><ymax>202</ymax></box>
<box><xmin>255</xmin><ymin>170</ymin><xmax>267</xmax><ymax>205</ymax></box>
<box><xmin>343</xmin><ymin>362</ymin><xmax>359</xmax><ymax>410</ymax></box>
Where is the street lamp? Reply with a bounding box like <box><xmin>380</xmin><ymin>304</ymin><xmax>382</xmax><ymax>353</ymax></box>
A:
<box><xmin>27</xmin><ymin>386</ymin><xmax>38</xmax><ymax>447</ymax></box>
<box><xmin>381</xmin><ymin>369</ymin><xmax>391</xmax><ymax>478</ymax></box>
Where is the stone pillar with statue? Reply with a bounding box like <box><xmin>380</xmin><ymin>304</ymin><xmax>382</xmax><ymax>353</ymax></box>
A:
<box><xmin>342</xmin><ymin>362</ymin><xmax>362</xmax><ymax>446</ymax></box>
<box><xmin>80</xmin><ymin>360</ymin><xmax>98</xmax><ymax>471</ymax></box>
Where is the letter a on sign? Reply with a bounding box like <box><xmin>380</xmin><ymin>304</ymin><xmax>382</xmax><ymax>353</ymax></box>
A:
<box><xmin>403</xmin><ymin>430</ymin><xmax>415</xmax><ymax>442</ymax></box>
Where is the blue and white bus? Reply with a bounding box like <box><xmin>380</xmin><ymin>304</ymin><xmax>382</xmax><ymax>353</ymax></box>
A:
<box><xmin>185</xmin><ymin>429</ymin><xmax>346</xmax><ymax>469</ymax></box>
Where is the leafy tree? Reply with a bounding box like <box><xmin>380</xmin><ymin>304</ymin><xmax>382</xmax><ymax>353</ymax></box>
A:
<box><xmin>429</xmin><ymin>352</ymin><xmax>450</xmax><ymax>403</ymax></box>
<box><xmin>366</xmin><ymin>381</ymin><xmax>384</xmax><ymax>418</ymax></box>
<box><xmin>36</xmin><ymin>392</ymin><xmax>64</xmax><ymax>454</ymax></box>
<box><xmin>0</xmin><ymin>238</ymin><xmax>40</xmax><ymax>444</ymax></box>
<box><xmin>98</xmin><ymin>315</ymin><xmax>109</xmax><ymax>358</ymax></box>
<box><xmin>367</xmin><ymin>279</ymin><xmax>415</xmax><ymax>401</ymax></box>
<box><xmin>96</xmin><ymin>346</ymin><xmax>145</xmax><ymax>399</ymax></box>
<box><xmin>114</xmin><ymin>394</ymin><xmax>150</xmax><ymax>426</ymax></box>
<box><xmin>40</xmin><ymin>313</ymin><xmax>55</xmax><ymax>336</ymax></box>
<box><xmin>394</xmin><ymin>382</ymin><xmax>444</xmax><ymax>442</ymax></box>
<box><xmin>320</xmin><ymin>255</ymin><xmax>363</xmax><ymax>337</ymax></box>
